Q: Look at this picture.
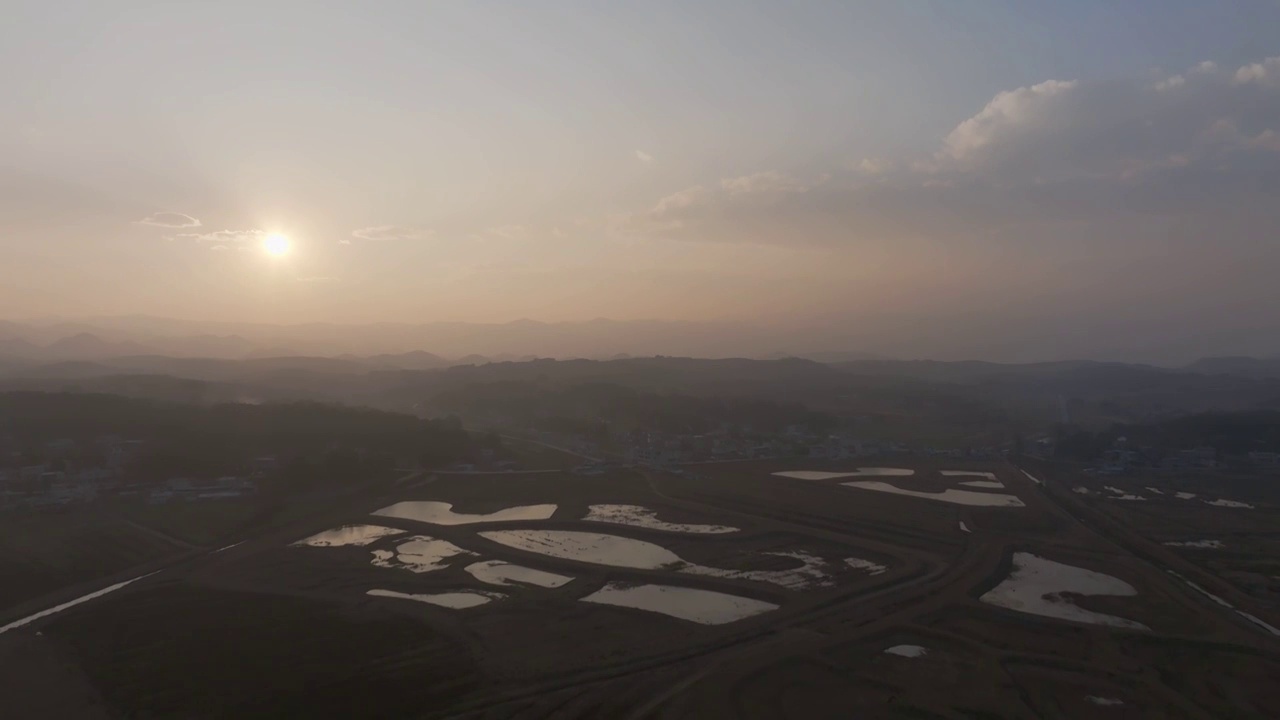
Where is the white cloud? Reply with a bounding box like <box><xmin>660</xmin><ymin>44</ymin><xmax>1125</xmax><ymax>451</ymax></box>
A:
<box><xmin>488</xmin><ymin>225</ymin><xmax>527</xmax><ymax>240</ymax></box>
<box><xmin>1233</xmin><ymin>56</ymin><xmax>1280</xmax><ymax>88</ymax></box>
<box><xmin>625</xmin><ymin>55</ymin><xmax>1280</xmax><ymax>247</ymax></box>
<box><xmin>135</xmin><ymin>211</ymin><xmax>201</xmax><ymax>229</ymax></box>
<box><xmin>350</xmin><ymin>225</ymin><xmax>427</xmax><ymax>242</ymax></box>
<box><xmin>170</xmin><ymin>229</ymin><xmax>267</xmax><ymax>248</ymax></box>
<box><xmin>720</xmin><ymin>171</ymin><xmax>808</xmax><ymax>195</ymax></box>
<box><xmin>635</xmin><ymin>149</ymin><xmax>654</xmax><ymax>164</ymax></box>
<box><xmin>940</xmin><ymin>79</ymin><xmax>1078</xmax><ymax>162</ymax></box>
<box><xmin>858</xmin><ymin>157</ymin><xmax>893</xmax><ymax>175</ymax></box>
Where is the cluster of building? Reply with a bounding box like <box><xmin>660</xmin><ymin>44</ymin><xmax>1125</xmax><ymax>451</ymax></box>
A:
<box><xmin>525</xmin><ymin>425</ymin><xmax>1005</xmax><ymax>468</ymax></box>
<box><xmin>1087</xmin><ymin>437</ymin><xmax>1280</xmax><ymax>475</ymax></box>
<box><xmin>0</xmin><ymin>435</ymin><xmax>260</xmax><ymax>511</ymax></box>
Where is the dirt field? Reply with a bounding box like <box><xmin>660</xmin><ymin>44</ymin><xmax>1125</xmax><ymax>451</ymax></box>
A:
<box><xmin>4</xmin><ymin>461</ymin><xmax>1279</xmax><ymax>718</ymax></box>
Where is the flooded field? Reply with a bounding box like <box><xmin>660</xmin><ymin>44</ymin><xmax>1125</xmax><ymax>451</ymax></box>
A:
<box><xmin>367</xmin><ymin>588</ymin><xmax>505</xmax><ymax>609</ymax></box>
<box><xmin>581</xmin><ymin>582</ymin><xmax>778</xmax><ymax>625</ymax></box>
<box><xmin>773</xmin><ymin>468</ymin><xmax>914</xmax><ymax>480</ymax></box>
<box><xmin>479</xmin><ymin>529</ymin><xmax>681</xmax><ymax>570</ymax></box>
<box><xmin>371</xmin><ymin>536</ymin><xmax>477</xmax><ymax>573</ymax></box>
<box><xmin>583</xmin><ymin>504</ymin><xmax>738</xmax><ymax>534</ymax></box>
<box><xmin>479</xmin><ymin>529</ymin><xmax>880</xmax><ymax>590</ymax></box>
<box><xmin>1205</xmin><ymin>498</ymin><xmax>1254</xmax><ymax>509</ymax></box>
<box><xmin>464</xmin><ymin>560</ymin><xmax>573</xmax><ymax>588</ymax></box>
<box><xmin>842</xmin><ymin>481</ymin><xmax>1025</xmax><ymax>507</ymax></box>
<box><xmin>1163</xmin><ymin>540</ymin><xmax>1223</xmax><ymax>549</ymax></box>
<box><xmin>373</xmin><ymin>501</ymin><xmax>557</xmax><ymax>525</ymax></box>
<box><xmin>884</xmin><ymin>644</ymin><xmax>927</xmax><ymax>658</ymax></box>
<box><xmin>292</xmin><ymin>525</ymin><xmax>405</xmax><ymax>547</ymax></box>
<box><xmin>941</xmin><ymin>471</ymin><xmax>998</xmax><ymax>480</ymax></box>
<box><xmin>980</xmin><ymin>553</ymin><xmax>1147</xmax><ymax>630</ymax></box>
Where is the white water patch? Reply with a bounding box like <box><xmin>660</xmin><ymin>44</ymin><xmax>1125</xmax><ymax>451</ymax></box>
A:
<box><xmin>1237</xmin><ymin>611</ymin><xmax>1280</xmax><ymax>637</ymax></box>
<box><xmin>884</xmin><ymin>644</ymin><xmax>928</xmax><ymax>658</ymax></box>
<box><xmin>464</xmin><ymin>560</ymin><xmax>573</xmax><ymax>588</ymax></box>
<box><xmin>1163</xmin><ymin>540</ymin><xmax>1224</xmax><ymax>549</ymax></box>
<box><xmin>1021</xmin><ymin>470</ymin><xmax>1043</xmax><ymax>485</ymax></box>
<box><xmin>480</xmin><ymin>529</ymin><xmax>682</xmax><ymax>570</ymax></box>
<box><xmin>959</xmin><ymin>521</ymin><xmax>971</xmax><ymax>533</ymax></box>
<box><xmin>1073</xmin><ymin>487</ymin><xmax>1093</xmax><ymax>495</ymax></box>
<box><xmin>1103</xmin><ymin>487</ymin><xmax>1146</xmax><ymax>501</ymax></box>
<box><xmin>581</xmin><ymin>582</ymin><xmax>778</xmax><ymax>625</ymax></box>
<box><xmin>1145</xmin><ymin>487</ymin><xmax>1164</xmax><ymax>495</ymax></box>
<box><xmin>1205</xmin><ymin>498</ymin><xmax>1254</xmax><ymax>509</ymax></box>
<box><xmin>959</xmin><ymin>480</ymin><xmax>1005</xmax><ymax>489</ymax></box>
<box><xmin>1175</xmin><ymin>492</ymin><xmax>1197</xmax><ymax>500</ymax></box>
<box><xmin>773</xmin><ymin>468</ymin><xmax>914</xmax><ymax>480</ymax></box>
<box><xmin>1087</xmin><ymin>697</ymin><xmax>1124</xmax><ymax>707</ymax></box>
<box><xmin>367</xmin><ymin>588</ymin><xmax>504</xmax><ymax>609</ymax></box>
<box><xmin>373</xmin><ymin>501</ymin><xmax>557</xmax><ymax>525</ymax></box>
<box><xmin>980</xmin><ymin>553</ymin><xmax>1148</xmax><ymax>630</ymax></box>
<box><xmin>1</xmin><ymin>572</ymin><xmax>157</xmax><ymax>636</ymax></box>
<box><xmin>845</xmin><ymin>557</ymin><xmax>889</xmax><ymax>575</ymax></box>
<box><xmin>843</xmin><ymin>481</ymin><xmax>1025</xmax><ymax>507</ymax></box>
<box><xmin>480</xmin><ymin>530</ymin><xmax>861</xmax><ymax>590</ymax></box>
<box><xmin>583</xmin><ymin>504</ymin><xmax>738</xmax><ymax>534</ymax></box>
<box><xmin>371</xmin><ymin>535</ymin><xmax>476</xmax><ymax>573</ymax></box>
<box><xmin>941</xmin><ymin>471</ymin><xmax>998</xmax><ymax>481</ymax></box>
<box><xmin>293</xmin><ymin>525</ymin><xmax>406</xmax><ymax>547</ymax></box>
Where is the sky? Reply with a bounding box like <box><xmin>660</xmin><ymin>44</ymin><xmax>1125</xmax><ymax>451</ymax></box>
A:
<box><xmin>3</xmin><ymin>1</ymin><xmax>1279</xmax><ymax>360</ymax></box>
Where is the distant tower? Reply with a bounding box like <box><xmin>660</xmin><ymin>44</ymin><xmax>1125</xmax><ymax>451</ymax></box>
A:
<box><xmin>1059</xmin><ymin>395</ymin><xmax>1070</xmax><ymax>424</ymax></box>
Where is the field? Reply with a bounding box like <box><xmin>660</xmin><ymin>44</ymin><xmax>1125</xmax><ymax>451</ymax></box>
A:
<box><xmin>3</xmin><ymin>458</ymin><xmax>1279</xmax><ymax>718</ymax></box>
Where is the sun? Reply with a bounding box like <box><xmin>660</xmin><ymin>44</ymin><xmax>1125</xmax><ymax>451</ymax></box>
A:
<box><xmin>263</xmin><ymin>234</ymin><xmax>290</xmax><ymax>256</ymax></box>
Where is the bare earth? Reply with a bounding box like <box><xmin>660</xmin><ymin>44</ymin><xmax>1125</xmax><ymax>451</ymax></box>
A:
<box><xmin>2</xmin><ymin>461</ymin><xmax>1278</xmax><ymax>718</ymax></box>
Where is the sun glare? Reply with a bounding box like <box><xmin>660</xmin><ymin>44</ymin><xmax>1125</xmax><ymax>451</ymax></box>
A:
<box><xmin>264</xmin><ymin>234</ymin><xmax>290</xmax><ymax>256</ymax></box>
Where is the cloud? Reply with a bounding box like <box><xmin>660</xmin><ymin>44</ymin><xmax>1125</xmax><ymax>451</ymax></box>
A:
<box><xmin>169</xmin><ymin>229</ymin><xmax>267</xmax><ymax>248</ymax></box>
<box><xmin>625</xmin><ymin>54</ymin><xmax>1280</xmax><ymax>247</ymax></box>
<box><xmin>350</xmin><ymin>224</ymin><xmax>427</xmax><ymax>242</ymax></box>
<box><xmin>488</xmin><ymin>225</ymin><xmax>527</xmax><ymax>240</ymax></box>
<box><xmin>135</xmin><ymin>211</ymin><xmax>201</xmax><ymax>229</ymax></box>
<box><xmin>635</xmin><ymin>149</ymin><xmax>654</xmax><ymax>164</ymax></box>
<box><xmin>1234</xmin><ymin>56</ymin><xmax>1280</xmax><ymax>88</ymax></box>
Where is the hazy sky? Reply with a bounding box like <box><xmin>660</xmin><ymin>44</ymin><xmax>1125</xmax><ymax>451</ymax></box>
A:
<box><xmin>3</xmin><ymin>1</ymin><xmax>1279</xmax><ymax>357</ymax></box>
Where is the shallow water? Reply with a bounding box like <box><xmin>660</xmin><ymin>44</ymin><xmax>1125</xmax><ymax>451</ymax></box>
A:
<box><xmin>884</xmin><ymin>644</ymin><xmax>927</xmax><ymax>658</ymax></box>
<box><xmin>959</xmin><ymin>521</ymin><xmax>971</xmax><ymax>533</ymax></box>
<box><xmin>583</xmin><ymin>504</ymin><xmax>739</xmax><ymax>534</ymax></box>
<box><xmin>1163</xmin><ymin>539</ymin><xmax>1223</xmax><ymax>549</ymax></box>
<box><xmin>1103</xmin><ymin>486</ymin><xmax>1146</xmax><ymax>501</ymax></box>
<box><xmin>371</xmin><ymin>535</ymin><xmax>477</xmax><ymax>573</ymax></box>
<box><xmin>581</xmin><ymin>582</ymin><xmax>778</xmax><ymax>624</ymax></box>
<box><xmin>686</xmin><ymin>550</ymin><xmax>836</xmax><ymax>589</ymax></box>
<box><xmin>843</xmin><ymin>556</ymin><xmax>889</xmax><ymax>575</ymax></box>
<box><xmin>959</xmin><ymin>480</ymin><xmax>1005</xmax><ymax>489</ymax></box>
<box><xmin>0</xmin><ymin>572</ymin><xmax>157</xmax><ymax>636</ymax></box>
<box><xmin>1205</xmin><ymin>498</ymin><xmax>1254</xmax><ymax>509</ymax></box>
<box><xmin>1072</xmin><ymin>487</ymin><xmax>1092</xmax><ymax>494</ymax></box>
<box><xmin>941</xmin><ymin>471</ymin><xmax>997</xmax><ymax>480</ymax></box>
<box><xmin>480</xmin><ymin>529</ymin><xmax>860</xmax><ymax>589</ymax></box>
<box><xmin>479</xmin><ymin>529</ymin><xmax>681</xmax><ymax>569</ymax></box>
<box><xmin>1175</xmin><ymin>492</ymin><xmax>1197</xmax><ymax>500</ymax></box>
<box><xmin>292</xmin><ymin>524</ymin><xmax>406</xmax><ymax>547</ymax></box>
<box><xmin>773</xmin><ymin>468</ymin><xmax>914</xmax><ymax>481</ymax></box>
<box><xmin>373</xmin><ymin>501</ymin><xmax>557</xmax><ymax>525</ymax></box>
<box><xmin>842</xmin><ymin>481</ymin><xmax>1026</xmax><ymax>507</ymax></box>
<box><xmin>980</xmin><ymin>552</ymin><xmax>1147</xmax><ymax>630</ymax></box>
<box><xmin>464</xmin><ymin>560</ymin><xmax>573</xmax><ymax>588</ymax></box>
<box><xmin>367</xmin><ymin>588</ymin><xmax>504</xmax><ymax>608</ymax></box>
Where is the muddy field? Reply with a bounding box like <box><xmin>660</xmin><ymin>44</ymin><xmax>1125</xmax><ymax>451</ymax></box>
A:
<box><xmin>3</xmin><ymin>460</ymin><xmax>1279</xmax><ymax>718</ymax></box>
